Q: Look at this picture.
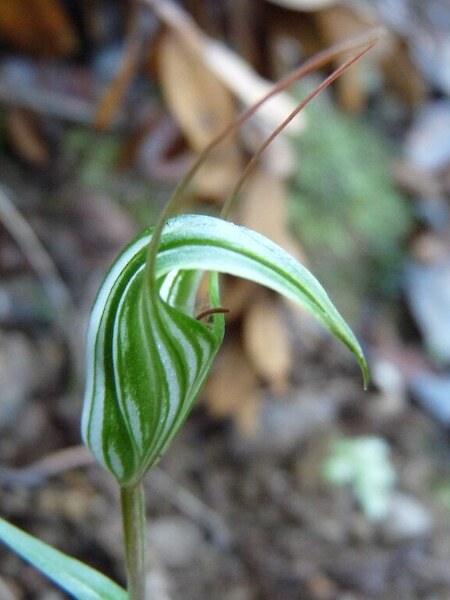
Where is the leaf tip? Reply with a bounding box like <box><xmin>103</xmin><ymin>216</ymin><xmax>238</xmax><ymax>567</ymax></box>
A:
<box><xmin>361</xmin><ymin>358</ymin><xmax>370</xmax><ymax>391</ymax></box>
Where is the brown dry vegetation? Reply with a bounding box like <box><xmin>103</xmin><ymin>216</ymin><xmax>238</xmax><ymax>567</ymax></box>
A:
<box><xmin>1</xmin><ymin>1</ymin><xmax>450</xmax><ymax>598</ymax></box>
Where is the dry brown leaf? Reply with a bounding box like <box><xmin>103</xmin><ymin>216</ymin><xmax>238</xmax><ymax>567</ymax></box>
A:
<box><xmin>240</xmin><ymin>119</ymin><xmax>296</xmax><ymax>179</ymax></box>
<box><xmin>220</xmin><ymin>277</ymin><xmax>258</xmax><ymax>321</ymax></box>
<box><xmin>226</xmin><ymin>0</ymin><xmax>263</xmax><ymax>71</ymax></box>
<box><xmin>393</xmin><ymin>161</ymin><xmax>441</xmax><ymax>199</ymax></box>
<box><xmin>203</xmin><ymin>338</ymin><xmax>261</xmax><ymax>436</ymax></box>
<box><xmin>0</xmin><ymin>0</ymin><xmax>78</xmax><ymax>56</ymax></box>
<box><xmin>191</xmin><ymin>152</ymin><xmax>242</xmax><ymax>200</ymax></box>
<box><xmin>157</xmin><ymin>30</ymin><xmax>236</xmax><ymax>151</ymax></box>
<box><xmin>146</xmin><ymin>0</ymin><xmax>304</xmax><ymax>133</ymax></box>
<box><xmin>204</xmin><ymin>39</ymin><xmax>305</xmax><ymax>134</ymax></box>
<box><xmin>380</xmin><ymin>38</ymin><xmax>426</xmax><ymax>107</ymax></box>
<box><xmin>237</xmin><ymin>170</ymin><xmax>306</xmax><ymax>263</ymax></box>
<box><xmin>314</xmin><ymin>5</ymin><xmax>379</xmax><ymax>112</ymax></box>
<box><xmin>243</xmin><ymin>291</ymin><xmax>292</xmax><ymax>394</ymax></box>
<box><xmin>157</xmin><ymin>29</ymin><xmax>241</xmax><ymax>198</ymax></box>
<box><xmin>267</xmin><ymin>7</ymin><xmax>323</xmax><ymax>78</ymax></box>
<box><xmin>94</xmin><ymin>22</ymin><xmax>143</xmax><ymax>132</ymax></box>
<box><xmin>196</xmin><ymin>269</ymin><xmax>256</xmax><ymax>322</ymax></box>
<box><xmin>121</xmin><ymin>113</ymin><xmax>192</xmax><ymax>182</ymax></box>
<box><xmin>6</xmin><ymin>108</ymin><xmax>50</xmax><ymax>168</ymax></box>
<box><xmin>238</xmin><ymin>170</ymin><xmax>313</xmax><ymax>349</ymax></box>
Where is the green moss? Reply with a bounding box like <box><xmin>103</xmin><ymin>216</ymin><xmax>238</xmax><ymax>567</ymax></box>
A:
<box><xmin>62</xmin><ymin>127</ymin><xmax>166</xmax><ymax>227</ymax></box>
<box><xmin>64</xmin><ymin>128</ymin><xmax>122</xmax><ymax>189</ymax></box>
<box><xmin>289</xmin><ymin>90</ymin><xmax>412</xmax><ymax>320</ymax></box>
<box><xmin>323</xmin><ymin>436</ymin><xmax>396</xmax><ymax>521</ymax></box>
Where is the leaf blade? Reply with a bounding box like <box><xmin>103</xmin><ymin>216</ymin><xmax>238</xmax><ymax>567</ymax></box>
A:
<box><xmin>0</xmin><ymin>517</ymin><xmax>127</xmax><ymax>600</ymax></box>
<box><xmin>156</xmin><ymin>216</ymin><xmax>367</xmax><ymax>376</ymax></box>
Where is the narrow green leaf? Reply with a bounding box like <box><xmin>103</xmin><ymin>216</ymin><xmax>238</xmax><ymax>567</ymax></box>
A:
<box><xmin>82</xmin><ymin>214</ymin><xmax>367</xmax><ymax>486</ymax></box>
<box><xmin>0</xmin><ymin>517</ymin><xmax>126</xmax><ymax>600</ymax></box>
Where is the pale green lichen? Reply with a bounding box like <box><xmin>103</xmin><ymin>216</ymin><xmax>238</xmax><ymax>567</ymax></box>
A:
<box><xmin>323</xmin><ymin>435</ymin><xmax>396</xmax><ymax>521</ymax></box>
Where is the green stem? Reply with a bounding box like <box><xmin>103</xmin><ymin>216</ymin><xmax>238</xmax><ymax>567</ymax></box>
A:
<box><xmin>121</xmin><ymin>482</ymin><xmax>147</xmax><ymax>600</ymax></box>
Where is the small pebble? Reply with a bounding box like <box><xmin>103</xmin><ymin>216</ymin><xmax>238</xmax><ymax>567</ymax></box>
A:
<box><xmin>380</xmin><ymin>492</ymin><xmax>433</xmax><ymax>543</ymax></box>
<box><xmin>147</xmin><ymin>517</ymin><xmax>204</xmax><ymax>569</ymax></box>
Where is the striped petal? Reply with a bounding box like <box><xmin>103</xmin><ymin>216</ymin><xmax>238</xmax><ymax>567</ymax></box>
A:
<box><xmin>82</xmin><ymin>215</ymin><xmax>367</xmax><ymax>486</ymax></box>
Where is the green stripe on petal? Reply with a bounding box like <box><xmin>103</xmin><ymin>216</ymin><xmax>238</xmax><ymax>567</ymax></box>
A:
<box><xmin>82</xmin><ymin>215</ymin><xmax>367</xmax><ymax>486</ymax></box>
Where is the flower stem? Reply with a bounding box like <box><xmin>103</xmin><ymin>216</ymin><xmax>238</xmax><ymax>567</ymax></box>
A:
<box><xmin>121</xmin><ymin>481</ymin><xmax>147</xmax><ymax>600</ymax></box>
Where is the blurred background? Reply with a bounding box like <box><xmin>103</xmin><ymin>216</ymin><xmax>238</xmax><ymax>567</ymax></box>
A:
<box><xmin>1</xmin><ymin>1</ymin><xmax>450</xmax><ymax>598</ymax></box>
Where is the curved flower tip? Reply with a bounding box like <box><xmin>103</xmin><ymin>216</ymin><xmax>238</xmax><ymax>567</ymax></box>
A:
<box><xmin>82</xmin><ymin>215</ymin><xmax>367</xmax><ymax>485</ymax></box>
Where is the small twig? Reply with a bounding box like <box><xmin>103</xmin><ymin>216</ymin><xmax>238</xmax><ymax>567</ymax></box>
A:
<box><xmin>94</xmin><ymin>12</ymin><xmax>146</xmax><ymax>131</ymax></box>
<box><xmin>0</xmin><ymin>76</ymin><xmax>95</xmax><ymax>124</ymax></box>
<box><xmin>148</xmin><ymin>468</ymin><xmax>232</xmax><ymax>549</ymax></box>
<box><xmin>0</xmin><ymin>186</ymin><xmax>74</xmax><ymax>315</ymax></box>
<box><xmin>141</xmin><ymin>0</ymin><xmax>304</xmax><ymax>132</ymax></box>
<box><xmin>0</xmin><ymin>445</ymin><xmax>93</xmax><ymax>487</ymax></box>
<box><xmin>0</xmin><ymin>445</ymin><xmax>232</xmax><ymax>550</ymax></box>
<box><xmin>0</xmin><ymin>576</ymin><xmax>15</xmax><ymax>600</ymax></box>
<box><xmin>0</xmin><ymin>58</ymin><xmax>146</xmax><ymax>129</ymax></box>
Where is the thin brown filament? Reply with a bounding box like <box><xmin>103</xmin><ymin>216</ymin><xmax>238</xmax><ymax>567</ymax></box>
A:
<box><xmin>143</xmin><ymin>11</ymin><xmax>382</xmax><ymax>283</ymax></box>
<box><xmin>221</xmin><ymin>40</ymin><xmax>378</xmax><ymax>219</ymax></box>
<box><xmin>195</xmin><ymin>307</ymin><xmax>230</xmax><ymax>321</ymax></box>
